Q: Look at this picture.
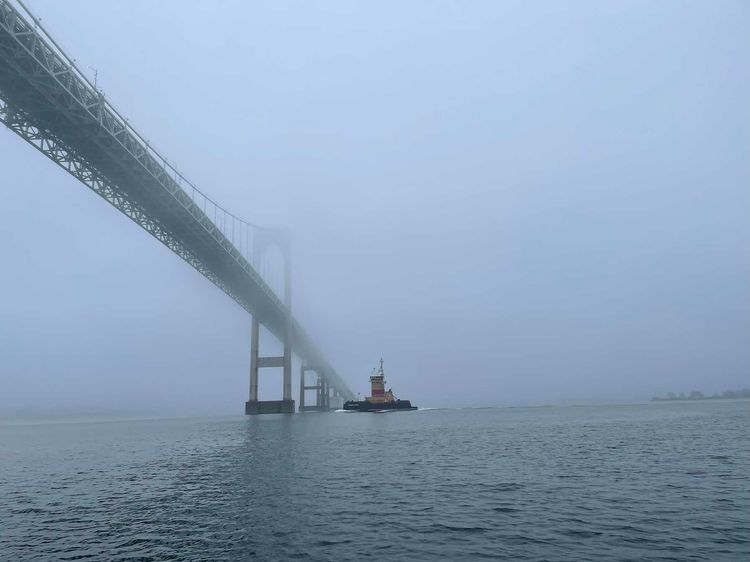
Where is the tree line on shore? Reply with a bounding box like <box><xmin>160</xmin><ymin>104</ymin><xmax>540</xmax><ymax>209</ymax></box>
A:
<box><xmin>651</xmin><ymin>388</ymin><xmax>750</xmax><ymax>401</ymax></box>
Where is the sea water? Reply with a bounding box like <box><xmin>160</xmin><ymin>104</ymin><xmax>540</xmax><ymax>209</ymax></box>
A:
<box><xmin>1</xmin><ymin>401</ymin><xmax>748</xmax><ymax>560</ymax></box>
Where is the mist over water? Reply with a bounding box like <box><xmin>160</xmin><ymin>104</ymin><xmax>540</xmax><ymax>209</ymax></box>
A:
<box><xmin>0</xmin><ymin>0</ymin><xmax>748</xmax><ymax>414</ymax></box>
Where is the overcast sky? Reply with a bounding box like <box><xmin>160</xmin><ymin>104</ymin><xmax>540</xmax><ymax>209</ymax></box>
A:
<box><xmin>0</xmin><ymin>0</ymin><xmax>748</xmax><ymax>414</ymax></box>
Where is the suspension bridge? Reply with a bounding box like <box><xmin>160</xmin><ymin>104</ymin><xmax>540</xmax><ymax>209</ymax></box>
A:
<box><xmin>0</xmin><ymin>0</ymin><xmax>354</xmax><ymax>413</ymax></box>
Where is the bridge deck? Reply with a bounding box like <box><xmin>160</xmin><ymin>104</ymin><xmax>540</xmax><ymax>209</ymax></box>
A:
<box><xmin>0</xmin><ymin>0</ymin><xmax>353</xmax><ymax>400</ymax></box>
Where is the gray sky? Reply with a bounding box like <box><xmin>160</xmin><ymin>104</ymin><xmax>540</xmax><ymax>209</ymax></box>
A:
<box><xmin>1</xmin><ymin>0</ymin><xmax>748</xmax><ymax>414</ymax></box>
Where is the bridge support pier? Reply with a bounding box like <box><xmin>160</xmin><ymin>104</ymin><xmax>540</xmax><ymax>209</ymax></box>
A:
<box><xmin>244</xmin><ymin>228</ymin><xmax>295</xmax><ymax>415</ymax></box>
<box><xmin>331</xmin><ymin>389</ymin><xmax>341</xmax><ymax>410</ymax></box>
<box><xmin>299</xmin><ymin>364</ymin><xmax>330</xmax><ymax>412</ymax></box>
<box><xmin>245</xmin><ymin>317</ymin><xmax>295</xmax><ymax>414</ymax></box>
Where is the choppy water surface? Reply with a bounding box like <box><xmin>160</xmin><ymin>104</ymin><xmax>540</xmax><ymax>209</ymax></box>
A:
<box><xmin>1</xmin><ymin>401</ymin><xmax>748</xmax><ymax>561</ymax></box>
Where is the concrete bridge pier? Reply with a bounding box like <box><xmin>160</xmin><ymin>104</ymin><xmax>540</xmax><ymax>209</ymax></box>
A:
<box><xmin>299</xmin><ymin>364</ymin><xmax>330</xmax><ymax>412</ymax></box>
<box><xmin>245</xmin><ymin>228</ymin><xmax>294</xmax><ymax>414</ymax></box>
<box><xmin>245</xmin><ymin>317</ymin><xmax>294</xmax><ymax>414</ymax></box>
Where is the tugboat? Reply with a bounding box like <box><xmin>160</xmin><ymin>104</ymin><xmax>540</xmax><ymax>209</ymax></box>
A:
<box><xmin>343</xmin><ymin>359</ymin><xmax>417</xmax><ymax>412</ymax></box>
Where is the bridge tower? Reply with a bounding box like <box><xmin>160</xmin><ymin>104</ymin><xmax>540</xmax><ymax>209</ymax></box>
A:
<box><xmin>245</xmin><ymin>229</ymin><xmax>295</xmax><ymax>414</ymax></box>
<box><xmin>299</xmin><ymin>364</ymin><xmax>331</xmax><ymax>412</ymax></box>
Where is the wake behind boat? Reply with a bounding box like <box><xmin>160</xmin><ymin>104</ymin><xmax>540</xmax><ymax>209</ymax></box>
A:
<box><xmin>343</xmin><ymin>359</ymin><xmax>417</xmax><ymax>412</ymax></box>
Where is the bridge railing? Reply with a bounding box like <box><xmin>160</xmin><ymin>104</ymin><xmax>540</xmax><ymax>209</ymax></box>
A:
<box><xmin>1</xmin><ymin>0</ymin><xmax>355</xmax><ymax>400</ymax></box>
<box><xmin>4</xmin><ymin>0</ymin><xmax>283</xmax><ymax>299</ymax></box>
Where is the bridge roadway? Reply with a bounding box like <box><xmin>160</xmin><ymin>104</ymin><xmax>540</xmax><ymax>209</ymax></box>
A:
<box><xmin>0</xmin><ymin>0</ymin><xmax>355</xmax><ymax>404</ymax></box>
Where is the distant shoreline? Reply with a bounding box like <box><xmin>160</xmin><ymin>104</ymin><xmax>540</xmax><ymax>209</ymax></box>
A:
<box><xmin>651</xmin><ymin>389</ymin><xmax>750</xmax><ymax>402</ymax></box>
<box><xmin>3</xmin><ymin>398</ymin><xmax>750</xmax><ymax>426</ymax></box>
<box><xmin>651</xmin><ymin>396</ymin><xmax>750</xmax><ymax>402</ymax></box>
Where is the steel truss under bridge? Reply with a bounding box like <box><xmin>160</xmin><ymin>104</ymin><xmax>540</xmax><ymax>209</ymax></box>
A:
<box><xmin>0</xmin><ymin>0</ymin><xmax>354</xmax><ymax>404</ymax></box>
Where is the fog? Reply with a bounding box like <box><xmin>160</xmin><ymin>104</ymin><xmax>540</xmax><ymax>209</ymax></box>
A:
<box><xmin>1</xmin><ymin>0</ymin><xmax>748</xmax><ymax>415</ymax></box>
